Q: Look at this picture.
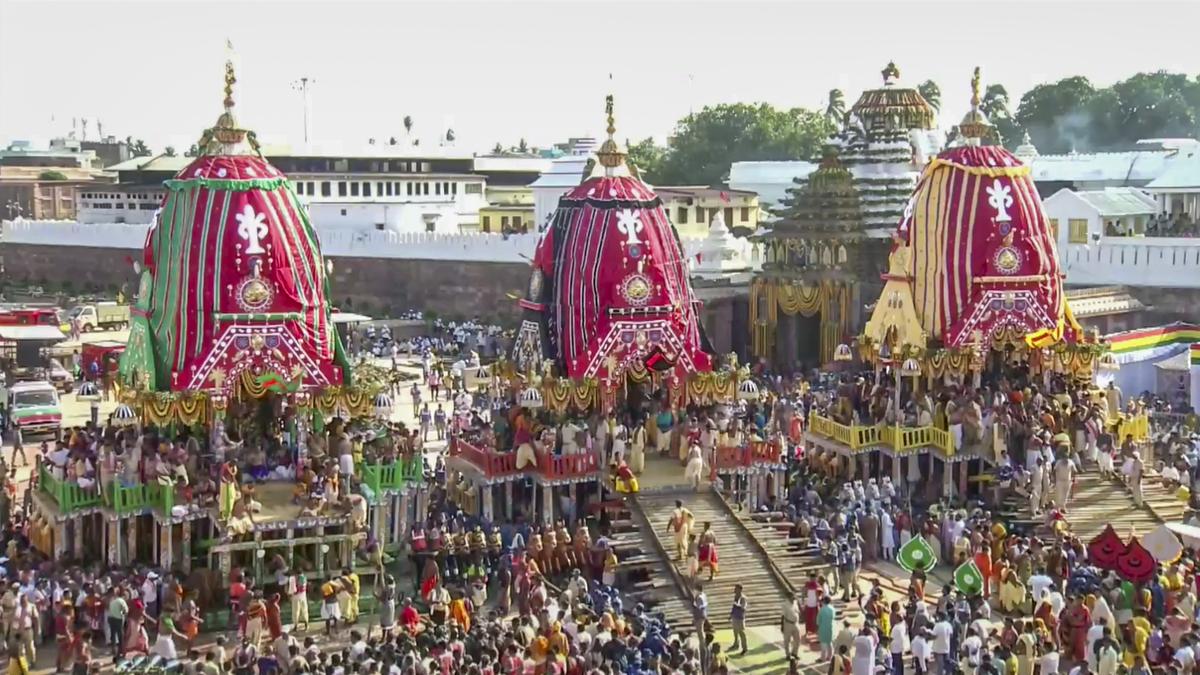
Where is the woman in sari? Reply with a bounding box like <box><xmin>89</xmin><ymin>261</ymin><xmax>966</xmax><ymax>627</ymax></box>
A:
<box><xmin>1013</xmin><ymin>622</ymin><xmax>1037</xmax><ymax>675</ymax></box>
<box><xmin>999</xmin><ymin>569</ymin><xmax>1027</xmax><ymax>614</ymax></box>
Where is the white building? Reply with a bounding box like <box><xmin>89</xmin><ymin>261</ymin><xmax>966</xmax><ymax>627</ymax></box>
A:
<box><xmin>529</xmin><ymin>138</ymin><xmax>596</xmax><ymax>229</ymax></box>
<box><xmin>1043</xmin><ymin>187</ymin><xmax>1158</xmax><ymax>246</ymax></box>
<box><xmin>1145</xmin><ymin>147</ymin><xmax>1200</xmax><ymax>220</ymax></box>
<box><xmin>728</xmin><ymin>161</ymin><xmax>817</xmax><ymax>217</ymax></box>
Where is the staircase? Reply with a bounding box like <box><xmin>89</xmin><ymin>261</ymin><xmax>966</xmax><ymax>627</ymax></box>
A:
<box><xmin>633</xmin><ymin>490</ymin><xmax>790</xmax><ymax>629</ymax></box>
<box><xmin>599</xmin><ymin>499</ymin><xmax>694</xmax><ymax>628</ymax></box>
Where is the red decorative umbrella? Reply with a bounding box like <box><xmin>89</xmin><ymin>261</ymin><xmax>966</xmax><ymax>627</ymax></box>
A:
<box><xmin>1087</xmin><ymin>524</ymin><xmax>1127</xmax><ymax>570</ymax></box>
<box><xmin>1115</xmin><ymin>536</ymin><xmax>1157</xmax><ymax>584</ymax></box>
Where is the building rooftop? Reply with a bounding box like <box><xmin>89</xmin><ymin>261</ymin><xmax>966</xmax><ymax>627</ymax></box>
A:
<box><xmin>472</xmin><ymin>156</ymin><xmax>552</xmax><ymax>173</ymax></box>
<box><xmin>529</xmin><ymin>155</ymin><xmax>591</xmax><ymax>189</ymax></box>
<box><xmin>1146</xmin><ymin>148</ymin><xmax>1200</xmax><ymax>190</ymax></box>
<box><xmin>655</xmin><ymin>186</ymin><xmax>757</xmax><ymax>202</ymax></box>
<box><xmin>1064</xmin><ymin>286</ymin><xmax>1145</xmax><ymax>318</ymax></box>
<box><xmin>1069</xmin><ymin>187</ymin><xmax>1158</xmax><ymax>217</ymax></box>
<box><xmin>1029</xmin><ymin>149</ymin><xmax>1177</xmax><ymax>184</ymax></box>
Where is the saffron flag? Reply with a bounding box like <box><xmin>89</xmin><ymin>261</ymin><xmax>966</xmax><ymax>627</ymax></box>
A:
<box><xmin>953</xmin><ymin>559</ymin><xmax>984</xmax><ymax>596</ymax></box>
<box><xmin>896</xmin><ymin>536</ymin><xmax>937</xmax><ymax>573</ymax></box>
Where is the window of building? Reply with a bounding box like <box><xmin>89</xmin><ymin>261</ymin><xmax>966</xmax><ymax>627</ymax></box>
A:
<box><xmin>451</xmin><ymin>183</ymin><xmax>458</xmax><ymax>195</ymax></box>
<box><xmin>677</xmin><ymin>207</ymin><xmax>688</xmax><ymax>224</ymax></box>
<box><xmin>696</xmin><ymin>207</ymin><xmax>705</xmax><ymax>224</ymax></box>
<box><xmin>363</xmin><ymin>182</ymin><xmax>371</xmax><ymax>197</ymax></box>
<box><xmin>464</xmin><ymin>183</ymin><xmax>482</xmax><ymax>194</ymax></box>
<box><xmin>434</xmin><ymin>183</ymin><xmax>441</xmax><ymax>195</ymax></box>
<box><xmin>1068</xmin><ymin>218</ymin><xmax>1089</xmax><ymax>243</ymax></box>
<box><xmin>482</xmin><ymin>216</ymin><xmax>491</xmax><ymax>232</ymax></box>
<box><xmin>724</xmin><ymin>207</ymin><xmax>734</xmax><ymax>227</ymax></box>
<box><xmin>423</xmin><ymin>183</ymin><xmax>429</xmax><ymax>195</ymax></box>
<box><xmin>1048</xmin><ymin>218</ymin><xmax>1059</xmax><ymax>240</ymax></box>
<box><xmin>321</xmin><ymin>182</ymin><xmax>332</xmax><ymax>197</ymax></box>
<box><xmin>425</xmin><ymin>220</ymin><xmax>436</xmax><ymax>232</ymax></box>
<box><xmin>338</xmin><ymin>182</ymin><xmax>347</xmax><ymax>197</ymax></box>
<box><xmin>385</xmin><ymin>183</ymin><xmax>392</xmax><ymax>197</ymax></box>
<box><xmin>422</xmin><ymin>162</ymin><xmax>431</xmax><ymax>172</ymax></box>
<box><xmin>340</xmin><ymin>208</ymin><xmax>347</xmax><ymax>216</ymax></box>
<box><xmin>307</xmin><ymin>182</ymin><xmax>315</xmax><ymax>195</ymax></box>
<box><xmin>334</xmin><ymin>159</ymin><xmax>349</xmax><ymax>172</ymax></box>
<box><xmin>350</xmin><ymin>182</ymin><xmax>360</xmax><ymax>197</ymax></box>
<box><xmin>501</xmin><ymin>216</ymin><xmax>509</xmax><ymax>228</ymax></box>
<box><xmin>740</xmin><ymin>207</ymin><xmax>750</xmax><ymax>222</ymax></box>
<box><xmin>406</xmin><ymin>183</ymin><xmax>413</xmax><ymax>196</ymax></box>
<box><xmin>443</xmin><ymin>182</ymin><xmax>451</xmax><ymax>195</ymax></box>
<box><xmin>139</xmin><ymin>204</ymin><xmax>156</xmax><ymax>210</ymax></box>
<box><xmin>115</xmin><ymin>203</ymin><xmax>124</xmax><ymax>209</ymax></box>
<box><xmin>375</xmin><ymin>222</ymin><xmax>385</xmax><ymax>231</ymax></box>
<box><xmin>511</xmin><ymin>216</ymin><xmax>521</xmax><ymax>230</ymax></box>
<box><xmin>377</xmin><ymin>182</ymin><xmax>384</xmax><ymax>196</ymax></box>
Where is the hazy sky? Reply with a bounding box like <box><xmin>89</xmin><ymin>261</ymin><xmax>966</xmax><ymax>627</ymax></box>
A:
<box><xmin>2</xmin><ymin>0</ymin><xmax>1198</xmax><ymax>154</ymax></box>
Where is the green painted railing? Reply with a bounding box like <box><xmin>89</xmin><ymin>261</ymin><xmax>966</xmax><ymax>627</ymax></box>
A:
<box><xmin>361</xmin><ymin>457</ymin><xmax>424</xmax><ymax>495</ymax></box>
<box><xmin>38</xmin><ymin>463</ymin><xmax>102</xmax><ymax>513</ymax></box>
<box><xmin>108</xmin><ymin>481</ymin><xmax>176</xmax><ymax>516</ymax></box>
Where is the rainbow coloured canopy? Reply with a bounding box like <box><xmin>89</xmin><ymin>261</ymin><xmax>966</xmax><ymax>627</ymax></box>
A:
<box><xmin>896</xmin><ymin>144</ymin><xmax>1082</xmax><ymax>348</ymax></box>
<box><xmin>513</xmin><ymin>115</ymin><xmax>712</xmax><ymax>382</ymax></box>
<box><xmin>120</xmin><ymin>64</ymin><xmax>350</xmax><ymax>394</ymax></box>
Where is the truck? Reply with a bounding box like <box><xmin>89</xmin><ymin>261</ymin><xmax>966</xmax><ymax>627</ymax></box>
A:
<box><xmin>70</xmin><ymin>302</ymin><xmax>131</xmax><ymax>332</ymax></box>
<box><xmin>6</xmin><ymin>380</ymin><xmax>62</xmax><ymax>439</ymax></box>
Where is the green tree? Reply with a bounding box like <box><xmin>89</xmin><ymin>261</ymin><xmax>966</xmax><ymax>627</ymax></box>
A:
<box><xmin>403</xmin><ymin>115</ymin><xmax>413</xmax><ymax>136</ymax></box>
<box><xmin>918</xmin><ymin>80</ymin><xmax>941</xmax><ymax>111</ymax></box>
<box><xmin>626</xmin><ymin>137</ymin><xmax>667</xmax><ymax>182</ymax></box>
<box><xmin>517</xmin><ymin>138</ymin><xmax>528</xmax><ymax>153</ymax></box>
<box><xmin>1014</xmin><ymin>76</ymin><xmax>1097</xmax><ymax>154</ymax></box>
<box><xmin>653</xmin><ymin>103</ymin><xmax>833</xmax><ymax>186</ymax></box>
<box><xmin>164</xmin><ymin>146</ymin><xmax>177</xmax><ymax>157</ymax></box>
<box><xmin>978</xmin><ymin>84</ymin><xmax>1023</xmax><ymax>148</ymax></box>
<box><xmin>492</xmin><ymin>142</ymin><xmax>504</xmax><ymax>154</ymax></box>
<box><xmin>824</xmin><ymin>89</ymin><xmax>846</xmax><ymax>127</ymax></box>
<box><xmin>37</xmin><ymin>170</ymin><xmax>68</xmax><ymax>181</ymax></box>
<box><xmin>1108</xmin><ymin>71</ymin><xmax>1200</xmax><ymax>144</ymax></box>
<box><xmin>184</xmin><ymin>144</ymin><xmax>200</xmax><ymax>157</ymax></box>
<box><xmin>130</xmin><ymin>138</ymin><xmax>151</xmax><ymax>157</ymax></box>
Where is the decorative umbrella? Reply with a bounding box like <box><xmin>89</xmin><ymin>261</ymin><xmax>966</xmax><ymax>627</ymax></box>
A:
<box><xmin>372</xmin><ymin>392</ymin><xmax>394</xmax><ymax>419</ymax></box>
<box><xmin>519</xmin><ymin>386</ymin><xmax>543</xmax><ymax>409</ymax></box>
<box><xmin>1115</xmin><ymin>536</ymin><xmax>1157</xmax><ymax>584</ymax></box>
<box><xmin>1087</xmin><ymin>524</ymin><xmax>1127</xmax><ymax>570</ymax></box>
<box><xmin>112</xmin><ymin>404</ymin><xmax>138</xmax><ymax>427</ymax></box>
<box><xmin>76</xmin><ymin>381</ymin><xmax>101</xmax><ymax>401</ymax></box>
<box><xmin>737</xmin><ymin>378</ymin><xmax>760</xmax><ymax>402</ymax></box>
<box><xmin>953</xmin><ymin>559</ymin><xmax>984</xmax><ymax>596</ymax></box>
<box><xmin>1143</xmin><ymin>525</ymin><xmax>1184</xmax><ymax>564</ymax></box>
<box><xmin>897</xmin><ymin>536</ymin><xmax>937</xmax><ymax>573</ymax></box>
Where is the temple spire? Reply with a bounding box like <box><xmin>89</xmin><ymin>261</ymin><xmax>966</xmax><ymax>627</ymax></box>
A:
<box><xmin>957</xmin><ymin>66</ymin><xmax>993</xmax><ymax>146</ymax></box>
<box><xmin>198</xmin><ymin>42</ymin><xmax>257</xmax><ymax>156</ymax></box>
<box><xmin>596</xmin><ymin>91</ymin><xmax>627</xmax><ymax>176</ymax></box>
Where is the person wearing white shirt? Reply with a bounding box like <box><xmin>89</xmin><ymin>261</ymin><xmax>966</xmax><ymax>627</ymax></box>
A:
<box><xmin>890</xmin><ymin>621</ymin><xmax>910</xmax><ymax>675</ymax></box>
<box><xmin>911</xmin><ymin>631</ymin><xmax>932</xmax><ymax>675</ymax></box>
<box><xmin>1028</xmin><ymin>571</ymin><xmax>1053</xmax><ymax>604</ymax></box>
<box><xmin>931</xmin><ymin>616</ymin><xmax>954</xmax><ymax>674</ymax></box>
<box><xmin>1086</xmin><ymin>621</ymin><xmax>1107</xmax><ymax>671</ymax></box>
<box><xmin>1039</xmin><ymin>645</ymin><xmax>1060</xmax><ymax>675</ymax></box>
<box><xmin>960</xmin><ymin>630</ymin><xmax>983</xmax><ymax>673</ymax></box>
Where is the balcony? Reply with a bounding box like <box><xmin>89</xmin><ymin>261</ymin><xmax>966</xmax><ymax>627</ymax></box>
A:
<box><xmin>807</xmin><ymin>412</ymin><xmax>1152</xmax><ymax>456</ymax></box>
<box><xmin>108</xmin><ymin>481</ymin><xmax>175</xmax><ymax>516</ymax></box>
<box><xmin>38</xmin><ymin>463</ymin><xmax>102</xmax><ymax>514</ymax></box>
<box><xmin>808</xmin><ymin>414</ymin><xmax>953</xmax><ymax>457</ymax></box>
<box><xmin>449</xmin><ymin>437</ymin><xmax>600</xmax><ymax>482</ymax></box>
<box><xmin>712</xmin><ymin>441</ymin><xmax>785</xmax><ymax>472</ymax></box>
<box><xmin>360</xmin><ymin>458</ymin><xmax>424</xmax><ymax>496</ymax></box>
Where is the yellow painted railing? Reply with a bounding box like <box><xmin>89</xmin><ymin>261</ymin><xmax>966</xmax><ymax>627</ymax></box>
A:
<box><xmin>1114</xmin><ymin>413</ymin><xmax>1149</xmax><ymax>443</ymax></box>
<box><xmin>810</xmin><ymin>414</ymin><xmax>954</xmax><ymax>456</ymax></box>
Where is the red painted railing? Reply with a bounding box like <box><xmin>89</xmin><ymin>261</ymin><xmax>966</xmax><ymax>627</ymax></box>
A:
<box><xmin>539</xmin><ymin>452</ymin><xmax>600</xmax><ymax>480</ymax></box>
<box><xmin>450</xmin><ymin>437</ymin><xmax>598</xmax><ymax>481</ymax></box>
<box><xmin>711</xmin><ymin>440</ymin><xmax>785</xmax><ymax>474</ymax></box>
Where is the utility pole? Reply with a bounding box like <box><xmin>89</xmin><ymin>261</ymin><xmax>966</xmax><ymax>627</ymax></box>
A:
<box><xmin>291</xmin><ymin>77</ymin><xmax>315</xmax><ymax>145</ymax></box>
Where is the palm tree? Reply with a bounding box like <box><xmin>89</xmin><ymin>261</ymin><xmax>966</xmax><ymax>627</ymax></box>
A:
<box><xmin>517</xmin><ymin>138</ymin><xmax>528</xmax><ymax>153</ymax></box>
<box><xmin>403</xmin><ymin>115</ymin><xmax>413</xmax><ymax>137</ymax></box>
<box><xmin>164</xmin><ymin>146</ymin><xmax>177</xmax><ymax>157</ymax></box>
<box><xmin>824</xmin><ymin>89</ymin><xmax>846</xmax><ymax>127</ymax></box>
<box><xmin>918</xmin><ymin>80</ymin><xmax>941</xmax><ymax>111</ymax></box>
<box><xmin>492</xmin><ymin>142</ymin><xmax>504</xmax><ymax>154</ymax></box>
